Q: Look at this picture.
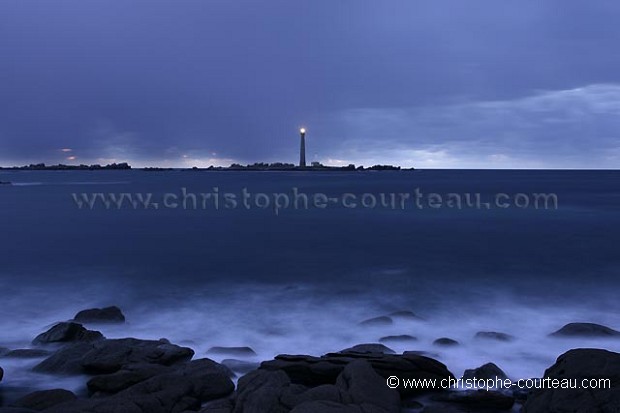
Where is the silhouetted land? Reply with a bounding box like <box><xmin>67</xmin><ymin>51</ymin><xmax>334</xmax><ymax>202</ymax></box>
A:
<box><xmin>0</xmin><ymin>162</ymin><xmax>411</xmax><ymax>172</ymax></box>
<box><xmin>0</xmin><ymin>162</ymin><xmax>132</xmax><ymax>171</ymax></box>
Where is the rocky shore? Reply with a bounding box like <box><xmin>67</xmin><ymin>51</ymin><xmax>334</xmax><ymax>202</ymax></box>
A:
<box><xmin>1</xmin><ymin>307</ymin><xmax>619</xmax><ymax>413</ymax></box>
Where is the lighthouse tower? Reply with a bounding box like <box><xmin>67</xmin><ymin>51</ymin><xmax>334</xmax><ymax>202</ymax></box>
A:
<box><xmin>299</xmin><ymin>128</ymin><xmax>306</xmax><ymax>168</ymax></box>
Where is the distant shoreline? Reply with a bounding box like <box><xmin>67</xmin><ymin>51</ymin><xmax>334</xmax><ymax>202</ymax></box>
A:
<box><xmin>0</xmin><ymin>162</ymin><xmax>412</xmax><ymax>172</ymax></box>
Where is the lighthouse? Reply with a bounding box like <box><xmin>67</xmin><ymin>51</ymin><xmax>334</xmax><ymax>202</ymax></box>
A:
<box><xmin>299</xmin><ymin>128</ymin><xmax>306</xmax><ymax>168</ymax></box>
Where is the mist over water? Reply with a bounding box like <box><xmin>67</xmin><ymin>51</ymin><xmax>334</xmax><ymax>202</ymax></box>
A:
<box><xmin>1</xmin><ymin>170</ymin><xmax>619</xmax><ymax>395</ymax></box>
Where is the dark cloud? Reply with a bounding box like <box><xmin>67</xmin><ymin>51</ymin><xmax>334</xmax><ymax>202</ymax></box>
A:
<box><xmin>1</xmin><ymin>0</ymin><xmax>620</xmax><ymax>167</ymax></box>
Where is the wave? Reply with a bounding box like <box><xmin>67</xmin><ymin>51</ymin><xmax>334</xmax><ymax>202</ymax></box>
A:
<box><xmin>1</xmin><ymin>280</ymin><xmax>619</xmax><ymax>395</ymax></box>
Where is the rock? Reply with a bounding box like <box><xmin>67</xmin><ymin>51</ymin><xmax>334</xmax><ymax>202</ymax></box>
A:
<box><xmin>379</xmin><ymin>335</ymin><xmax>418</xmax><ymax>344</ymax></box>
<box><xmin>207</xmin><ymin>346</ymin><xmax>257</xmax><ymax>357</ymax></box>
<box><xmin>221</xmin><ymin>359</ymin><xmax>260</xmax><ymax>375</ymax></box>
<box><xmin>420</xmin><ymin>406</ymin><xmax>449</xmax><ymax>413</ymax></box>
<box><xmin>523</xmin><ymin>348</ymin><xmax>620</xmax><ymax>413</ymax></box>
<box><xmin>359</xmin><ymin>316</ymin><xmax>393</xmax><ymax>327</ymax></box>
<box><xmin>404</xmin><ymin>350</ymin><xmax>440</xmax><ymax>358</ymax></box>
<box><xmin>0</xmin><ymin>365</ymin><xmax>3</xmax><ymax>382</ymax></box>
<box><xmin>260</xmin><ymin>351</ymin><xmax>455</xmax><ymax>397</ymax></box>
<box><xmin>0</xmin><ymin>409</ymin><xmax>37</xmax><ymax>413</ymax></box>
<box><xmin>236</xmin><ymin>360</ymin><xmax>400</xmax><ymax>413</ymax></box>
<box><xmin>2</xmin><ymin>349</ymin><xmax>51</xmax><ymax>359</ymax></box>
<box><xmin>80</xmin><ymin>338</ymin><xmax>194</xmax><ymax>374</ymax></box>
<box><xmin>462</xmin><ymin>362</ymin><xmax>509</xmax><ymax>381</ymax></box>
<box><xmin>33</xmin><ymin>338</ymin><xmax>194</xmax><ymax>375</ymax></box>
<box><xmin>87</xmin><ymin>363</ymin><xmax>171</xmax><ymax>395</ymax></box>
<box><xmin>10</xmin><ymin>389</ymin><xmax>77</xmax><ymax>411</ymax></box>
<box><xmin>402</xmin><ymin>399</ymin><xmax>424</xmax><ymax>409</ymax></box>
<box><xmin>474</xmin><ymin>331</ymin><xmax>514</xmax><ymax>342</ymax></box>
<box><xmin>284</xmin><ymin>384</ymin><xmax>347</xmax><ymax>408</ymax></box>
<box><xmin>433</xmin><ymin>338</ymin><xmax>459</xmax><ymax>347</ymax></box>
<box><xmin>43</xmin><ymin>359</ymin><xmax>235</xmax><ymax>413</ymax></box>
<box><xmin>430</xmin><ymin>390</ymin><xmax>515</xmax><ymax>411</ymax></box>
<box><xmin>335</xmin><ymin>360</ymin><xmax>400</xmax><ymax>412</ymax></box>
<box><xmin>338</xmin><ymin>344</ymin><xmax>395</xmax><ymax>355</ymax></box>
<box><xmin>289</xmin><ymin>400</ymin><xmax>359</xmax><ymax>413</ymax></box>
<box><xmin>122</xmin><ymin>358</ymin><xmax>234</xmax><ymax>400</ymax></box>
<box><xmin>32</xmin><ymin>322</ymin><xmax>104</xmax><ymax>345</ymax></box>
<box><xmin>87</xmin><ymin>360</ymin><xmax>234</xmax><ymax>396</ymax></box>
<box><xmin>32</xmin><ymin>342</ymin><xmax>94</xmax><ymax>374</ymax></box>
<box><xmin>234</xmin><ymin>369</ymin><xmax>296</xmax><ymax>413</ymax></box>
<box><xmin>512</xmin><ymin>384</ymin><xmax>532</xmax><ymax>402</ymax></box>
<box><xmin>74</xmin><ymin>306</ymin><xmax>126</xmax><ymax>324</ymax></box>
<box><xmin>199</xmin><ymin>398</ymin><xmax>235</xmax><ymax>413</ymax></box>
<box><xmin>550</xmin><ymin>323</ymin><xmax>620</xmax><ymax>338</ymax></box>
<box><xmin>388</xmin><ymin>311</ymin><xmax>424</xmax><ymax>321</ymax></box>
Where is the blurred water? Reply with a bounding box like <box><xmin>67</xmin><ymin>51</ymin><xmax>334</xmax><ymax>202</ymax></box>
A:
<box><xmin>0</xmin><ymin>169</ymin><xmax>619</xmax><ymax>394</ymax></box>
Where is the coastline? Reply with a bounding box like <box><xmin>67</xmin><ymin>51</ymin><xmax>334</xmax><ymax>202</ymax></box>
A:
<box><xmin>1</xmin><ymin>305</ymin><xmax>618</xmax><ymax>412</ymax></box>
<box><xmin>0</xmin><ymin>163</ymin><xmax>411</xmax><ymax>172</ymax></box>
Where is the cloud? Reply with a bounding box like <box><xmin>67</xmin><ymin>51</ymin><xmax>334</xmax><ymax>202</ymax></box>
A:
<box><xmin>319</xmin><ymin>84</ymin><xmax>620</xmax><ymax>168</ymax></box>
<box><xmin>2</xmin><ymin>1</ymin><xmax>620</xmax><ymax>168</ymax></box>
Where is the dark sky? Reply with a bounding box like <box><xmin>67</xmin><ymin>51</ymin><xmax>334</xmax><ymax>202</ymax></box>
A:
<box><xmin>1</xmin><ymin>0</ymin><xmax>620</xmax><ymax>168</ymax></box>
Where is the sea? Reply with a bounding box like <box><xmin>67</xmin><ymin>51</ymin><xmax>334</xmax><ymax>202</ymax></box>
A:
<box><xmin>0</xmin><ymin>169</ymin><xmax>619</xmax><ymax>396</ymax></box>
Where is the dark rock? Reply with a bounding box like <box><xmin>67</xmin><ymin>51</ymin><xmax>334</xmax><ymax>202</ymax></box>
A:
<box><xmin>437</xmin><ymin>390</ymin><xmax>515</xmax><ymax>409</ymax></box>
<box><xmin>421</xmin><ymin>405</ymin><xmax>469</xmax><ymax>413</ymax></box>
<box><xmin>433</xmin><ymin>338</ymin><xmax>459</xmax><ymax>347</ymax></box>
<box><xmin>338</xmin><ymin>344</ymin><xmax>395</xmax><ymax>355</ymax></box>
<box><xmin>0</xmin><ymin>409</ymin><xmax>37</xmax><ymax>413</ymax></box>
<box><xmin>260</xmin><ymin>351</ymin><xmax>455</xmax><ymax>397</ymax></box>
<box><xmin>474</xmin><ymin>331</ymin><xmax>514</xmax><ymax>342</ymax></box>
<box><xmin>221</xmin><ymin>359</ymin><xmax>260</xmax><ymax>375</ymax></box>
<box><xmin>32</xmin><ymin>342</ymin><xmax>94</xmax><ymax>374</ymax></box>
<box><xmin>523</xmin><ymin>349</ymin><xmax>620</xmax><ymax>413</ymax></box>
<box><xmin>402</xmin><ymin>399</ymin><xmax>424</xmax><ymax>409</ymax></box>
<box><xmin>207</xmin><ymin>346</ymin><xmax>257</xmax><ymax>357</ymax></box>
<box><xmin>388</xmin><ymin>310</ymin><xmax>424</xmax><ymax>321</ymax></box>
<box><xmin>283</xmin><ymin>384</ymin><xmax>347</xmax><ymax>408</ymax></box>
<box><xmin>462</xmin><ymin>362</ymin><xmax>509</xmax><ymax>381</ymax></box>
<box><xmin>236</xmin><ymin>360</ymin><xmax>400</xmax><ymax>413</ymax></box>
<box><xmin>288</xmin><ymin>400</ymin><xmax>356</xmax><ymax>413</ymax></box>
<box><xmin>43</xmin><ymin>359</ymin><xmax>235</xmax><ymax>413</ymax></box>
<box><xmin>121</xmin><ymin>358</ymin><xmax>234</xmax><ymax>403</ymax></box>
<box><xmin>421</xmin><ymin>389</ymin><xmax>517</xmax><ymax>413</ymax></box>
<box><xmin>234</xmin><ymin>369</ymin><xmax>296</xmax><ymax>413</ymax></box>
<box><xmin>2</xmin><ymin>350</ymin><xmax>51</xmax><ymax>359</ymax></box>
<box><xmin>198</xmin><ymin>397</ymin><xmax>235</xmax><ymax>413</ymax></box>
<box><xmin>379</xmin><ymin>335</ymin><xmax>418</xmax><ymax>344</ymax></box>
<box><xmin>550</xmin><ymin>322</ymin><xmax>620</xmax><ymax>338</ymax></box>
<box><xmin>404</xmin><ymin>350</ymin><xmax>440</xmax><ymax>358</ymax></box>
<box><xmin>74</xmin><ymin>306</ymin><xmax>126</xmax><ymax>324</ymax></box>
<box><xmin>334</xmin><ymin>360</ymin><xmax>400</xmax><ymax>412</ymax></box>
<box><xmin>87</xmin><ymin>363</ymin><xmax>170</xmax><ymax>395</ymax></box>
<box><xmin>32</xmin><ymin>322</ymin><xmax>104</xmax><ymax>345</ymax></box>
<box><xmin>359</xmin><ymin>316</ymin><xmax>393</xmax><ymax>327</ymax></box>
<box><xmin>10</xmin><ymin>389</ymin><xmax>76</xmax><ymax>411</ymax></box>
<box><xmin>80</xmin><ymin>338</ymin><xmax>194</xmax><ymax>374</ymax></box>
<box><xmin>511</xmin><ymin>384</ymin><xmax>532</xmax><ymax>402</ymax></box>
<box><xmin>33</xmin><ymin>338</ymin><xmax>194</xmax><ymax>375</ymax></box>
<box><xmin>1</xmin><ymin>386</ymin><xmax>52</xmax><ymax>409</ymax></box>
<box><xmin>0</xmin><ymin>365</ymin><xmax>3</xmax><ymax>382</ymax></box>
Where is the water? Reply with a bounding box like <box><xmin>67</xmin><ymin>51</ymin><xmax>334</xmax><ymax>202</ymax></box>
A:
<box><xmin>0</xmin><ymin>169</ymin><xmax>619</xmax><ymax>396</ymax></box>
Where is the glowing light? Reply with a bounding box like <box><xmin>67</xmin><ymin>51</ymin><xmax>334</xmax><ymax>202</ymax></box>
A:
<box><xmin>300</xmin><ymin>128</ymin><xmax>306</xmax><ymax>134</ymax></box>
<box><xmin>61</xmin><ymin>148</ymin><xmax>73</xmax><ymax>152</ymax></box>
<box><xmin>67</xmin><ymin>156</ymin><xmax>77</xmax><ymax>161</ymax></box>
